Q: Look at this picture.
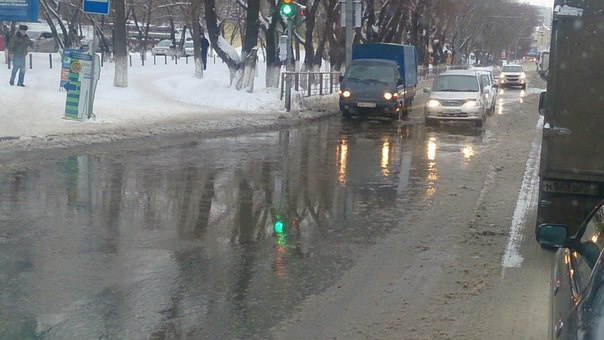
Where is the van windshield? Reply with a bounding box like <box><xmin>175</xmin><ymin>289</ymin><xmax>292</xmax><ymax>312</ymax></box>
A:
<box><xmin>432</xmin><ymin>75</ymin><xmax>479</xmax><ymax>92</ymax></box>
<box><xmin>345</xmin><ymin>63</ymin><xmax>397</xmax><ymax>82</ymax></box>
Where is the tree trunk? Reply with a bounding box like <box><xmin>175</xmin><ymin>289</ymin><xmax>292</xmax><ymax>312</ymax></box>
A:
<box><xmin>113</xmin><ymin>0</ymin><xmax>128</xmax><ymax>87</ymax></box>
<box><xmin>242</xmin><ymin>47</ymin><xmax>259</xmax><ymax>93</ymax></box>
<box><xmin>191</xmin><ymin>0</ymin><xmax>203</xmax><ymax>79</ymax></box>
<box><xmin>264</xmin><ymin>0</ymin><xmax>281</xmax><ymax>88</ymax></box>
<box><xmin>204</xmin><ymin>0</ymin><xmax>242</xmax><ymax>87</ymax></box>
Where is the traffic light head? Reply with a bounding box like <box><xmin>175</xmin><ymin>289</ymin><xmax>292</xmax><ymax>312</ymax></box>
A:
<box><xmin>298</xmin><ymin>5</ymin><xmax>307</xmax><ymax>18</ymax></box>
<box><xmin>280</xmin><ymin>0</ymin><xmax>294</xmax><ymax>17</ymax></box>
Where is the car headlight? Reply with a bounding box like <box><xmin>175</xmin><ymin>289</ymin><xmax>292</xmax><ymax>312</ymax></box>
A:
<box><xmin>339</xmin><ymin>90</ymin><xmax>351</xmax><ymax>98</ymax></box>
<box><xmin>519</xmin><ymin>73</ymin><xmax>526</xmax><ymax>79</ymax></box>
<box><xmin>462</xmin><ymin>100</ymin><xmax>478</xmax><ymax>108</ymax></box>
<box><xmin>426</xmin><ymin>99</ymin><xmax>441</xmax><ymax>108</ymax></box>
<box><xmin>384</xmin><ymin>92</ymin><xmax>393</xmax><ymax>100</ymax></box>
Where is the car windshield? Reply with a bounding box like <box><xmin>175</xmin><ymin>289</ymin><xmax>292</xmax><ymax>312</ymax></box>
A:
<box><xmin>502</xmin><ymin>65</ymin><xmax>523</xmax><ymax>72</ymax></box>
<box><xmin>158</xmin><ymin>40</ymin><xmax>172</xmax><ymax>47</ymax></box>
<box><xmin>432</xmin><ymin>75</ymin><xmax>479</xmax><ymax>92</ymax></box>
<box><xmin>185</xmin><ymin>41</ymin><xmax>194</xmax><ymax>47</ymax></box>
<box><xmin>345</xmin><ymin>63</ymin><xmax>397</xmax><ymax>82</ymax></box>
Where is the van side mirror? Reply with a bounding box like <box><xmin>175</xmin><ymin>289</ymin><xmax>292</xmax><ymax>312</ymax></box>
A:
<box><xmin>423</xmin><ymin>87</ymin><xmax>430</xmax><ymax>94</ymax></box>
<box><xmin>339</xmin><ymin>75</ymin><xmax>344</xmax><ymax>83</ymax></box>
<box><xmin>397</xmin><ymin>79</ymin><xmax>403</xmax><ymax>86</ymax></box>
<box><xmin>538</xmin><ymin>91</ymin><xmax>547</xmax><ymax>116</ymax></box>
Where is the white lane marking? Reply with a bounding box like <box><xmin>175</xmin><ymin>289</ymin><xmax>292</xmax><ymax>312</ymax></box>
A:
<box><xmin>502</xmin><ymin>117</ymin><xmax>543</xmax><ymax>268</ymax></box>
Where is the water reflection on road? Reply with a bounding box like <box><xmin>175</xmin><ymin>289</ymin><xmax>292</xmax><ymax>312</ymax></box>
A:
<box><xmin>0</xmin><ymin>117</ymin><xmax>486</xmax><ymax>338</ymax></box>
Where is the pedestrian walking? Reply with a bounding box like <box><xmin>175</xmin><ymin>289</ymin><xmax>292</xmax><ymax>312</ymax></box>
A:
<box><xmin>8</xmin><ymin>25</ymin><xmax>34</xmax><ymax>87</ymax></box>
<box><xmin>200</xmin><ymin>33</ymin><xmax>210</xmax><ymax>70</ymax></box>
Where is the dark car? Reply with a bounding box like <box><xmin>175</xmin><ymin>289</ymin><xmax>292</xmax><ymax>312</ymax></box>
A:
<box><xmin>537</xmin><ymin>199</ymin><xmax>604</xmax><ymax>339</ymax></box>
<box><xmin>338</xmin><ymin>59</ymin><xmax>405</xmax><ymax>119</ymax></box>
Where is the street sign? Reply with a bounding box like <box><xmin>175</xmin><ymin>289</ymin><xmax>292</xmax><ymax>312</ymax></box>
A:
<box><xmin>0</xmin><ymin>0</ymin><xmax>38</xmax><ymax>22</ymax></box>
<box><xmin>83</xmin><ymin>0</ymin><xmax>110</xmax><ymax>15</ymax></box>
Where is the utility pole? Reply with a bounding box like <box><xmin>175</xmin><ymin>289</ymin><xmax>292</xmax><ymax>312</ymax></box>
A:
<box><xmin>346</xmin><ymin>0</ymin><xmax>352</xmax><ymax>65</ymax></box>
<box><xmin>285</xmin><ymin>17</ymin><xmax>294</xmax><ymax>112</ymax></box>
<box><xmin>341</xmin><ymin>0</ymin><xmax>361</xmax><ymax>66</ymax></box>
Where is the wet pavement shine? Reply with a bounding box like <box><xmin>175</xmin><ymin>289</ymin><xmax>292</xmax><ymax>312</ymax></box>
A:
<box><xmin>0</xmin><ymin>116</ymin><xmax>489</xmax><ymax>338</ymax></box>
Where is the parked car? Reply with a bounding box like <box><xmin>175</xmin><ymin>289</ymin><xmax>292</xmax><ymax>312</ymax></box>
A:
<box><xmin>472</xmin><ymin>67</ymin><xmax>498</xmax><ymax>112</ymax></box>
<box><xmin>28</xmin><ymin>30</ymin><xmax>59</xmax><ymax>53</ymax></box>
<box><xmin>151</xmin><ymin>39</ymin><xmax>176</xmax><ymax>56</ymax></box>
<box><xmin>498</xmin><ymin>64</ymin><xmax>527</xmax><ymax>89</ymax></box>
<box><xmin>423</xmin><ymin>69</ymin><xmax>488</xmax><ymax>127</ymax></box>
<box><xmin>184</xmin><ymin>40</ymin><xmax>194</xmax><ymax>56</ymax></box>
<box><xmin>537</xmin><ymin>198</ymin><xmax>604</xmax><ymax>339</ymax></box>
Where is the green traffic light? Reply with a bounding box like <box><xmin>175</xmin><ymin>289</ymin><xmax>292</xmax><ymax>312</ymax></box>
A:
<box><xmin>281</xmin><ymin>4</ymin><xmax>293</xmax><ymax>16</ymax></box>
<box><xmin>274</xmin><ymin>220</ymin><xmax>284</xmax><ymax>234</ymax></box>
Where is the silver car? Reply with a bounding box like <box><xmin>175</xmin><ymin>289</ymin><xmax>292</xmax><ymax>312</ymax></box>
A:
<box><xmin>423</xmin><ymin>70</ymin><xmax>489</xmax><ymax>127</ymax></box>
<box><xmin>473</xmin><ymin>68</ymin><xmax>498</xmax><ymax>112</ymax></box>
<box><xmin>498</xmin><ymin>64</ymin><xmax>527</xmax><ymax>89</ymax></box>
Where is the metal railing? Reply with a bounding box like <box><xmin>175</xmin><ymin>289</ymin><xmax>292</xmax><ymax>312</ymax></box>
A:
<box><xmin>280</xmin><ymin>71</ymin><xmax>341</xmax><ymax>100</ymax></box>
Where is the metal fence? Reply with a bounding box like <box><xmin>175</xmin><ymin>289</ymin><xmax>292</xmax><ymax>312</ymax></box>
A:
<box><xmin>280</xmin><ymin>71</ymin><xmax>341</xmax><ymax>99</ymax></box>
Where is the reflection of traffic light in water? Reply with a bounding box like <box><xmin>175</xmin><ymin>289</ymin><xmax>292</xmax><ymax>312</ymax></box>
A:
<box><xmin>272</xmin><ymin>212</ymin><xmax>300</xmax><ymax>278</ymax></box>
<box><xmin>274</xmin><ymin>217</ymin><xmax>284</xmax><ymax>234</ymax></box>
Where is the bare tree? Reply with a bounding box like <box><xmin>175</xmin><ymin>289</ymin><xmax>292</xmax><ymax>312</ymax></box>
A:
<box><xmin>113</xmin><ymin>0</ymin><xmax>128</xmax><ymax>87</ymax></box>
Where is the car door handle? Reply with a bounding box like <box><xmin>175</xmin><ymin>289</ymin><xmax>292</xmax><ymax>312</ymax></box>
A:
<box><xmin>553</xmin><ymin>280</ymin><xmax>560</xmax><ymax>295</ymax></box>
<box><xmin>555</xmin><ymin>319</ymin><xmax>564</xmax><ymax>337</ymax></box>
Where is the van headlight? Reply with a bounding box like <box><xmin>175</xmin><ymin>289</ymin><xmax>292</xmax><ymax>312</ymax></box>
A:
<box><xmin>384</xmin><ymin>92</ymin><xmax>393</xmax><ymax>100</ymax></box>
<box><xmin>462</xmin><ymin>100</ymin><xmax>478</xmax><ymax>108</ymax></box>
<box><xmin>339</xmin><ymin>90</ymin><xmax>352</xmax><ymax>98</ymax></box>
<box><xmin>426</xmin><ymin>99</ymin><xmax>441</xmax><ymax>108</ymax></box>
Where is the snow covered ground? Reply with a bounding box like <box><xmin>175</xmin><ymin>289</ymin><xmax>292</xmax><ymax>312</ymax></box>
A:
<box><xmin>0</xmin><ymin>51</ymin><xmax>338</xmax><ymax>151</ymax></box>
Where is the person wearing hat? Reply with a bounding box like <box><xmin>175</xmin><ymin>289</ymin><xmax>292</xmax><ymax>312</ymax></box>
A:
<box><xmin>8</xmin><ymin>25</ymin><xmax>34</xmax><ymax>87</ymax></box>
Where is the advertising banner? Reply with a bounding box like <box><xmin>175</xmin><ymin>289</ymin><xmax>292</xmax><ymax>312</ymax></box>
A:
<box><xmin>0</xmin><ymin>0</ymin><xmax>38</xmax><ymax>22</ymax></box>
<box><xmin>62</xmin><ymin>50</ymin><xmax>100</xmax><ymax>120</ymax></box>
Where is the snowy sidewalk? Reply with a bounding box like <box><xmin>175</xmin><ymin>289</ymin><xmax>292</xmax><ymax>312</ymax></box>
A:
<box><xmin>0</xmin><ymin>52</ymin><xmax>337</xmax><ymax>150</ymax></box>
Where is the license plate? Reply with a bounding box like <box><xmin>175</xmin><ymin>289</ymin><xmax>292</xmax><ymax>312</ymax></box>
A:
<box><xmin>542</xmin><ymin>180</ymin><xmax>601</xmax><ymax>196</ymax></box>
<box><xmin>357</xmin><ymin>102</ymin><xmax>376</xmax><ymax>108</ymax></box>
<box><xmin>442</xmin><ymin>109</ymin><xmax>461</xmax><ymax>113</ymax></box>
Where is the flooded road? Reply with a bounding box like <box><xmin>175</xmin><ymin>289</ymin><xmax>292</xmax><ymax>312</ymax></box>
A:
<box><xmin>0</xmin><ymin>71</ymin><xmax>548</xmax><ymax>339</ymax></box>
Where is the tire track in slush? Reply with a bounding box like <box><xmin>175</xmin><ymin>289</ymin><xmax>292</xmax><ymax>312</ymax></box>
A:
<box><xmin>502</xmin><ymin>117</ymin><xmax>543</xmax><ymax>268</ymax></box>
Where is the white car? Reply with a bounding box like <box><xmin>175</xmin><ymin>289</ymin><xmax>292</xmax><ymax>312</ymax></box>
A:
<box><xmin>498</xmin><ymin>64</ymin><xmax>527</xmax><ymax>89</ymax></box>
<box><xmin>151</xmin><ymin>39</ymin><xmax>176</xmax><ymax>56</ymax></box>
<box><xmin>424</xmin><ymin>70</ymin><xmax>489</xmax><ymax>127</ymax></box>
<box><xmin>184</xmin><ymin>40</ymin><xmax>194</xmax><ymax>56</ymax></box>
<box><xmin>474</xmin><ymin>68</ymin><xmax>498</xmax><ymax>112</ymax></box>
<box><xmin>28</xmin><ymin>30</ymin><xmax>59</xmax><ymax>53</ymax></box>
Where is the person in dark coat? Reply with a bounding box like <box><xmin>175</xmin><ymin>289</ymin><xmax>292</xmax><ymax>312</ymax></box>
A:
<box><xmin>8</xmin><ymin>25</ymin><xmax>34</xmax><ymax>87</ymax></box>
<box><xmin>200</xmin><ymin>33</ymin><xmax>210</xmax><ymax>70</ymax></box>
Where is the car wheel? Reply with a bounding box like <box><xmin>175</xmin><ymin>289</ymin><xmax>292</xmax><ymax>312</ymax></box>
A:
<box><xmin>425</xmin><ymin>118</ymin><xmax>437</xmax><ymax>126</ymax></box>
<box><xmin>522</xmin><ymin>84</ymin><xmax>527</xmax><ymax>90</ymax></box>
<box><xmin>342</xmin><ymin>109</ymin><xmax>351</xmax><ymax>118</ymax></box>
<box><xmin>475</xmin><ymin>117</ymin><xmax>484</xmax><ymax>127</ymax></box>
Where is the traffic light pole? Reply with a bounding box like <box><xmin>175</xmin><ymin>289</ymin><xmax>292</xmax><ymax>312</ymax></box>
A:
<box><xmin>284</xmin><ymin>17</ymin><xmax>294</xmax><ymax>112</ymax></box>
<box><xmin>345</xmin><ymin>0</ymin><xmax>353</xmax><ymax>65</ymax></box>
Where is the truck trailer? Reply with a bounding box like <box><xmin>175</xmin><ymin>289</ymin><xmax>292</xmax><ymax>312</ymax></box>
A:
<box><xmin>535</xmin><ymin>0</ymin><xmax>604</xmax><ymax>242</ymax></box>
